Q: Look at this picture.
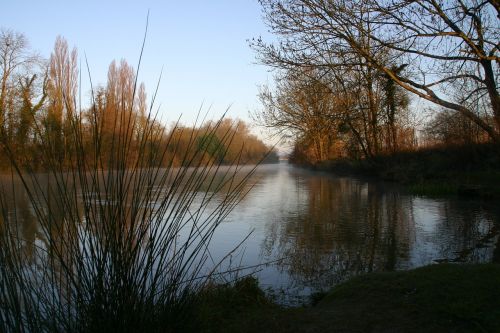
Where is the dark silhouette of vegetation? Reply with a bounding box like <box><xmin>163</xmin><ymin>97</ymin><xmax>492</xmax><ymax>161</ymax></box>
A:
<box><xmin>188</xmin><ymin>265</ymin><xmax>500</xmax><ymax>332</ymax></box>
<box><xmin>318</xmin><ymin>142</ymin><xmax>500</xmax><ymax>198</ymax></box>
<box><xmin>0</xmin><ymin>110</ymin><xmax>259</xmax><ymax>332</ymax></box>
<box><xmin>0</xmin><ymin>28</ymin><xmax>276</xmax><ymax>332</ymax></box>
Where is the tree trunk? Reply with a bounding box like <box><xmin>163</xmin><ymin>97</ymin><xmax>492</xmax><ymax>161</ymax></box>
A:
<box><xmin>481</xmin><ymin>59</ymin><xmax>500</xmax><ymax>133</ymax></box>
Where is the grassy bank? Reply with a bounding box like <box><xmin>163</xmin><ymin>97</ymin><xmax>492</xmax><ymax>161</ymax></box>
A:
<box><xmin>315</xmin><ymin>143</ymin><xmax>500</xmax><ymax>198</ymax></box>
<box><xmin>195</xmin><ymin>264</ymin><xmax>500</xmax><ymax>332</ymax></box>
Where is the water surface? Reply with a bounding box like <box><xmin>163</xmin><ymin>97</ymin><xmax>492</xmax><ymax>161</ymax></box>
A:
<box><xmin>209</xmin><ymin>163</ymin><xmax>500</xmax><ymax>304</ymax></box>
<box><xmin>3</xmin><ymin>162</ymin><xmax>499</xmax><ymax>305</ymax></box>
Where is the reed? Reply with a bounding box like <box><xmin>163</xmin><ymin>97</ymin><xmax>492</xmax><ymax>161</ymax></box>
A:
<box><xmin>0</xmin><ymin>62</ymin><xmax>255</xmax><ymax>332</ymax></box>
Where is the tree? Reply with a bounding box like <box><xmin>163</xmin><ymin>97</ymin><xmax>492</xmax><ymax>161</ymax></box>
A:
<box><xmin>0</xmin><ymin>29</ymin><xmax>38</xmax><ymax>139</ymax></box>
<box><xmin>87</xmin><ymin>59</ymin><xmax>147</xmax><ymax>168</ymax></box>
<box><xmin>253</xmin><ymin>0</ymin><xmax>500</xmax><ymax>142</ymax></box>
<box><xmin>46</xmin><ymin>36</ymin><xmax>78</xmax><ymax>163</ymax></box>
<box><xmin>0</xmin><ymin>29</ymin><xmax>46</xmax><ymax>168</ymax></box>
<box><xmin>197</xmin><ymin>133</ymin><xmax>225</xmax><ymax>163</ymax></box>
<box><xmin>368</xmin><ymin>0</ymin><xmax>500</xmax><ymax>141</ymax></box>
<box><xmin>16</xmin><ymin>74</ymin><xmax>47</xmax><ymax>161</ymax></box>
<box><xmin>255</xmin><ymin>70</ymin><xmax>342</xmax><ymax>162</ymax></box>
<box><xmin>252</xmin><ymin>1</ymin><xmax>418</xmax><ymax>161</ymax></box>
<box><xmin>381</xmin><ymin>65</ymin><xmax>411</xmax><ymax>152</ymax></box>
<box><xmin>424</xmin><ymin>108</ymin><xmax>488</xmax><ymax>145</ymax></box>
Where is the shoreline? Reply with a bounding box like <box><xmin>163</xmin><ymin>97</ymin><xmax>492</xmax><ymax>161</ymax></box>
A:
<box><xmin>196</xmin><ymin>263</ymin><xmax>500</xmax><ymax>332</ymax></box>
<box><xmin>295</xmin><ymin>143</ymin><xmax>500</xmax><ymax>199</ymax></box>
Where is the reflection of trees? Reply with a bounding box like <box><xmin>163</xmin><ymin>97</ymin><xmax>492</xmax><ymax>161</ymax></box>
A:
<box><xmin>262</xmin><ymin>174</ymin><xmax>413</xmax><ymax>290</ymax></box>
<box><xmin>1</xmin><ymin>175</ymin><xmax>84</xmax><ymax>289</ymax></box>
<box><xmin>15</xmin><ymin>187</ymin><xmax>39</xmax><ymax>261</ymax></box>
<box><xmin>425</xmin><ymin>199</ymin><xmax>500</xmax><ymax>263</ymax></box>
<box><xmin>0</xmin><ymin>165</ymin><xmax>259</xmax><ymax>269</ymax></box>
<box><xmin>0</xmin><ymin>166</ymin><xmax>258</xmax><ymax>282</ymax></box>
<box><xmin>262</xmin><ymin>168</ymin><xmax>500</xmax><ymax>294</ymax></box>
<box><xmin>0</xmin><ymin>176</ymin><xmax>41</xmax><ymax>262</ymax></box>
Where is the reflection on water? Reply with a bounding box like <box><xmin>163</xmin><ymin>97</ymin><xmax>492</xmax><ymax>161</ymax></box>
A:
<box><xmin>216</xmin><ymin>163</ymin><xmax>500</xmax><ymax>304</ymax></box>
<box><xmin>2</xmin><ymin>163</ymin><xmax>499</xmax><ymax>304</ymax></box>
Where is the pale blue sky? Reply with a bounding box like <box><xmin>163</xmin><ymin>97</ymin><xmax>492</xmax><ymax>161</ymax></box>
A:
<box><xmin>1</xmin><ymin>1</ymin><xmax>274</xmax><ymax>128</ymax></box>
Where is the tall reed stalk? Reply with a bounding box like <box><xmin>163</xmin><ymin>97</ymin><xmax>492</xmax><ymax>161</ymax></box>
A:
<box><xmin>0</xmin><ymin>65</ymin><xmax>255</xmax><ymax>332</ymax></box>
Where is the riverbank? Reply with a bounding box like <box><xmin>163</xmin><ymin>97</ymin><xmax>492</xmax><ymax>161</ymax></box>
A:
<box><xmin>194</xmin><ymin>263</ymin><xmax>500</xmax><ymax>332</ymax></box>
<box><xmin>312</xmin><ymin>143</ymin><xmax>500</xmax><ymax>198</ymax></box>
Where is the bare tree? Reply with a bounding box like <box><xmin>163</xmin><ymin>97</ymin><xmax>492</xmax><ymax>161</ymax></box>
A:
<box><xmin>46</xmin><ymin>36</ymin><xmax>78</xmax><ymax>162</ymax></box>
<box><xmin>368</xmin><ymin>0</ymin><xmax>500</xmax><ymax>141</ymax></box>
<box><xmin>253</xmin><ymin>0</ymin><xmax>500</xmax><ymax>142</ymax></box>
<box><xmin>105</xmin><ymin>59</ymin><xmax>136</xmax><ymax>136</ymax></box>
<box><xmin>0</xmin><ymin>29</ymin><xmax>38</xmax><ymax>136</ymax></box>
<box><xmin>256</xmin><ymin>70</ymin><xmax>344</xmax><ymax>161</ymax></box>
<box><xmin>252</xmin><ymin>0</ymin><xmax>416</xmax><ymax>160</ymax></box>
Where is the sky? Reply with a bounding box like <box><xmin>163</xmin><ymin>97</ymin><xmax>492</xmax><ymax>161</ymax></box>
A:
<box><xmin>1</xmin><ymin>1</ymin><xmax>276</xmax><ymax>137</ymax></box>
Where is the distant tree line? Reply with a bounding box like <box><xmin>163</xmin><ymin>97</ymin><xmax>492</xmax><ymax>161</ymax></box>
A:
<box><xmin>0</xmin><ymin>29</ymin><xmax>278</xmax><ymax>171</ymax></box>
<box><xmin>251</xmin><ymin>0</ymin><xmax>499</xmax><ymax>164</ymax></box>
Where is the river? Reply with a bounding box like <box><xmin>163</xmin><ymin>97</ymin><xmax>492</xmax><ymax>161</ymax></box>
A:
<box><xmin>2</xmin><ymin>162</ymin><xmax>499</xmax><ymax>305</ymax></box>
<box><xmin>208</xmin><ymin>162</ymin><xmax>500</xmax><ymax>304</ymax></box>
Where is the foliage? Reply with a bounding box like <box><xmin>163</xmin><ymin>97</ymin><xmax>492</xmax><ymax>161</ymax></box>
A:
<box><xmin>197</xmin><ymin>133</ymin><xmax>225</xmax><ymax>163</ymax></box>
<box><xmin>0</xmin><ymin>30</ymin><xmax>277</xmax><ymax>171</ymax></box>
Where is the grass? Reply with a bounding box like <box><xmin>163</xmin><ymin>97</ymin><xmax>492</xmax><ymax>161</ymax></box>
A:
<box><xmin>192</xmin><ymin>277</ymin><xmax>276</xmax><ymax>333</ymax></box>
<box><xmin>0</xmin><ymin>114</ymin><xmax>254</xmax><ymax>332</ymax></box>
<box><xmin>0</xmin><ymin>42</ymin><xmax>257</xmax><ymax>331</ymax></box>
<box><xmin>316</xmin><ymin>263</ymin><xmax>500</xmax><ymax>332</ymax></box>
<box><xmin>195</xmin><ymin>264</ymin><xmax>500</xmax><ymax>333</ymax></box>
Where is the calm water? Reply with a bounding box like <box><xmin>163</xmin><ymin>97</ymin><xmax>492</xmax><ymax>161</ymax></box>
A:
<box><xmin>3</xmin><ymin>162</ymin><xmax>500</xmax><ymax>305</ymax></box>
<box><xmin>208</xmin><ymin>163</ymin><xmax>500</xmax><ymax>304</ymax></box>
